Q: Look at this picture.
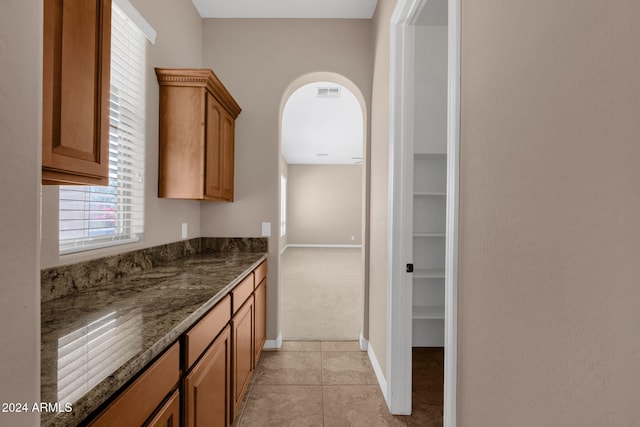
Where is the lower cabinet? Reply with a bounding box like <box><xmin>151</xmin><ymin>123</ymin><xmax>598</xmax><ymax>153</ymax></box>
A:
<box><xmin>184</xmin><ymin>326</ymin><xmax>231</xmax><ymax>427</ymax></box>
<box><xmin>88</xmin><ymin>343</ymin><xmax>180</xmax><ymax>427</ymax></box>
<box><xmin>232</xmin><ymin>297</ymin><xmax>254</xmax><ymax>418</ymax></box>
<box><xmin>147</xmin><ymin>390</ymin><xmax>180</xmax><ymax>427</ymax></box>
<box><xmin>86</xmin><ymin>260</ymin><xmax>267</xmax><ymax>427</ymax></box>
<box><xmin>253</xmin><ymin>279</ymin><xmax>266</xmax><ymax>366</ymax></box>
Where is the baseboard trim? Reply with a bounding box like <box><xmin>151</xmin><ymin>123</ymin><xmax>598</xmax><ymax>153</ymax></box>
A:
<box><xmin>286</xmin><ymin>244</ymin><xmax>363</xmax><ymax>248</ymax></box>
<box><xmin>359</xmin><ymin>332</ymin><xmax>368</xmax><ymax>351</ymax></box>
<box><xmin>263</xmin><ymin>333</ymin><xmax>282</xmax><ymax>350</ymax></box>
<box><xmin>366</xmin><ymin>340</ymin><xmax>388</xmax><ymax>402</ymax></box>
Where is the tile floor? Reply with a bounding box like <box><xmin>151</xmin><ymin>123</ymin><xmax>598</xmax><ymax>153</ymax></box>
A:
<box><xmin>234</xmin><ymin>342</ymin><xmax>443</xmax><ymax>427</ymax></box>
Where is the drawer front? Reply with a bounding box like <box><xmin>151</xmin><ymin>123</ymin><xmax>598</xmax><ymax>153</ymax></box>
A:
<box><xmin>232</xmin><ymin>273</ymin><xmax>254</xmax><ymax>314</ymax></box>
<box><xmin>254</xmin><ymin>260</ymin><xmax>267</xmax><ymax>287</ymax></box>
<box><xmin>185</xmin><ymin>295</ymin><xmax>231</xmax><ymax>368</ymax></box>
<box><xmin>89</xmin><ymin>342</ymin><xmax>180</xmax><ymax>427</ymax></box>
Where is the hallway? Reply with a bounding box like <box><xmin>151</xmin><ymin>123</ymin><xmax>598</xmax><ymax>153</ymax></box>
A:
<box><xmin>280</xmin><ymin>247</ymin><xmax>363</xmax><ymax>340</ymax></box>
<box><xmin>234</xmin><ymin>341</ymin><xmax>443</xmax><ymax>426</ymax></box>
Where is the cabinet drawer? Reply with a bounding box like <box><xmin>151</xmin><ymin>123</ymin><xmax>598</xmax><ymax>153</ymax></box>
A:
<box><xmin>89</xmin><ymin>342</ymin><xmax>180</xmax><ymax>427</ymax></box>
<box><xmin>254</xmin><ymin>261</ymin><xmax>267</xmax><ymax>287</ymax></box>
<box><xmin>185</xmin><ymin>295</ymin><xmax>231</xmax><ymax>368</ymax></box>
<box><xmin>232</xmin><ymin>273</ymin><xmax>254</xmax><ymax>314</ymax></box>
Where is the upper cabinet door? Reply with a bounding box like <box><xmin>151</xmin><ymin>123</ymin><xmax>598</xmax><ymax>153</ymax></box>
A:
<box><xmin>205</xmin><ymin>93</ymin><xmax>224</xmax><ymax>199</ymax></box>
<box><xmin>205</xmin><ymin>94</ymin><xmax>235</xmax><ymax>201</ymax></box>
<box><xmin>42</xmin><ymin>0</ymin><xmax>111</xmax><ymax>186</ymax></box>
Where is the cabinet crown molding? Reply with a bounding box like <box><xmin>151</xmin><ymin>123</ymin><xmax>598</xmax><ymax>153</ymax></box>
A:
<box><xmin>155</xmin><ymin>68</ymin><xmax>241</xmax><ymax>118</ymax></box>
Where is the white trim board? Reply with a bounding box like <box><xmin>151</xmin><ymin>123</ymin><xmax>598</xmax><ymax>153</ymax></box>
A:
<box><xmin>366</xmin><ymin>340</ymin><xmax>388</xmax><ymax>403</ymax></box>
<box><xmin>263</xmin><ymin>333</ymin><xmax>283</xmax><ymax>350</ymax></box>
<box><xmin>285</xmin><ymin>244</ymin><xmax>363</xmax><ymax>248</ymax></box>
<box><xmin>387</xmin><ymin>0</ymin><xmax>460</xmax><ymax>425</ymax></box>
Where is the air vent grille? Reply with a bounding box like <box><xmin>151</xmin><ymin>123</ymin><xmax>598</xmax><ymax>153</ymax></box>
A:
<box><xmin>317</xmin><ymin>87</ymin><xmax>341</xmax><ymax>98</ymax></box>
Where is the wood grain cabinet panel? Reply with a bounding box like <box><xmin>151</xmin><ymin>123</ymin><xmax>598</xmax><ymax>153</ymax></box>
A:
<box><xmin>146</xmin><ymin>390</ymin><xmax>180</xmax><ymax>427</ymax></box>
<box><xmin>88</xmin><ymin>343</ymin><xmax>179</xmax><ymax>427</ymax></box>
<box><xmin>184</xmin><ymin>326</ymin><xmax>232</xmax><ymax>427</ymax></box>
<box><xmin>232</xmin><ymin>298</ymin><xmax>254</xmax><ymax>419</ymax></box>
<box><xmin>232</xmin><ymin>273</ymin><xmax>254</xmax><ymax>314</ymax></box>
<box><xmin>185</xmin><ymin>295</ymin><xmax>231</xmax><ymax>368</ymax></box>
<box><xmin>155</xmin><ymin>68</ymin><xmax>241</xmax><ymax>201</ymax></box>
<box><xmin>254</xmin><ymin>279</ymin><xmax>266</xmax><ymax>366</ymax></box>
<box><xmin>42</xmin><ymin>0</ymin><xmax>111</xmax><ymax>185</ymax></box>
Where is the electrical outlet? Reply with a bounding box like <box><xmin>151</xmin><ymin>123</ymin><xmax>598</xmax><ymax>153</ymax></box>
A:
<box><xmin>181</xmin><ymin>223</ymin><xmax>188</xmax><ymax>239</ymax></box>
<box><xmin>261</xmin><ymin>222</ymin><xmax>271</xmax><ymax>237</ymax></box>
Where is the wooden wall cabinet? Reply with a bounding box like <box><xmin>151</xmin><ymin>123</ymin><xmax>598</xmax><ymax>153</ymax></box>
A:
<box><xmin>155</xmin><ymin>68</ymin><xmax>241</xmax><ymax>202</ymax></box>
<box><xmin>42</xmin><ymin>0</ymin><xmax>112</xmax><ymax>186</ymax></box>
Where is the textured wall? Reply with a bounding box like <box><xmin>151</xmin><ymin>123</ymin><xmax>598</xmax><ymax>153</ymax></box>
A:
<box><xmin>459</xmin><ymin>0</ymin><xmax>640</xmax><ymax>425</ymax></box>
<box><xmin>287</xmin><ymin>164</ymin><xmax>363</xmax><ymax>246</ymax></box>
<box><xmin>368</xmin><ymin>0</ymin><xmax>398</xmax><ymax>378</ymax></box>
<box><xmin>0</xmin><ymin>0</ymin><xmax>42</xmax><ymax>425</ymax></box>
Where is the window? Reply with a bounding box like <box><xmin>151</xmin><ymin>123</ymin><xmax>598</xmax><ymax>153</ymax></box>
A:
<box><xmin>59</xmin><ymin>3</ymin><xmax>148</xmax><ymax>255</ymax></box>
<box><xmin>281</xmin><ymin>174</ymin><xmax>287</xmax><ymax>237</ymax></box>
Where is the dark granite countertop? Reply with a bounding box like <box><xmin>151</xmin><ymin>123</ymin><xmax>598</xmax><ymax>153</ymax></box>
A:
<box><xmin>41</xmin><ymin>247</ymin><xmax>266</xmax><ymax>427</ymax></box>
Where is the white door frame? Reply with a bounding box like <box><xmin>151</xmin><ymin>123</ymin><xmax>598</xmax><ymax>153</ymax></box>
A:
<box><xmin>387</xmin><ymin>0</ymin><xmax>460</xmax><ymax>425</ymax></box>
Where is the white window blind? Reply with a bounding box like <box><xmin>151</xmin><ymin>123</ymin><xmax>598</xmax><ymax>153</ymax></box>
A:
<box><xmin>59</xmin><ymin>4</ymin><xmax>146</xmax><ymax>255</ymax></box>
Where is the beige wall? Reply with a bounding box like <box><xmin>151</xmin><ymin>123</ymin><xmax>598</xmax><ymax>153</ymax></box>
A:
<box><xmin>0</xmin><ymin>0</ymin><xmax>42</xmax><ymax>425</ymax></box>
<box><xmin>368</xmin><ymin>0</ymin><xmax>397</xmax><ymax>379</ymax></box>
<box><xmin>201</xmin><ymin>18</ymin><xmax>373</xmax><ymax>340</ymax></box>
<box><xmin>40</xmin><ymin>0</ymin><xmax>204</xmax><ymax>268</ymax></box>
<box><xmin>459</xmin><ymin>1</ymin><xmax>640</xmax><ymax>425</ymax></box>
<box><xmin>287</xmin><ymin>164</ymin><xmax>363</xmax><ymax>246</ymax></box>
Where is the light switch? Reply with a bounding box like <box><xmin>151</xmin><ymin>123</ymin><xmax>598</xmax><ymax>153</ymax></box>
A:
<box><xmin>181</xmin><ymin>223</ymin><xmax>188</xmax><ymax>239</ymax></box>
<box><xmin>261</xmin><ymin>222</ymin><xmax>271</xmax><ymax>237</ymax></box>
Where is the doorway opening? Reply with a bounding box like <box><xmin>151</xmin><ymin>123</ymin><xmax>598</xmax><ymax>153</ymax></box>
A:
<box><xmin>388</xmin><ymin>0</ymin><xmax>460</xmax><ymax>425</ymax></box>
<box><xmin>278</xmin><ymin>74</ymin><xmax>368</xmax><ymax>342</ymax></box>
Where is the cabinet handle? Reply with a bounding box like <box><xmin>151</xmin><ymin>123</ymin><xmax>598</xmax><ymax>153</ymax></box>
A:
<box><xmin>406</xmin><ymin>264</ymin><xmax>414</xmax><ymax>273</ymax></box>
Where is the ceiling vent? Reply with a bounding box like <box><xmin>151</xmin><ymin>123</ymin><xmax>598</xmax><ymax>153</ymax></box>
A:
<box><xmin>317</xmin><ymin>87</ymin><xmax>341</xmax><ymax>98</ymax></box>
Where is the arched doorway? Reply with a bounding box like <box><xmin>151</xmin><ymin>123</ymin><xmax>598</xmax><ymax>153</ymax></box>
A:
<box><xmin>278</xmin><ymin>73</ymin><xmax>369</xmax><ymax>342</ymax></box>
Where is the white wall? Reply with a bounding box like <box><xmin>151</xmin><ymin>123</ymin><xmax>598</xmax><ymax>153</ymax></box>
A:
<box><xmin>287</xmin><ymin>164</ymin><xmax>363</xmax><ymax>245</ymax></box>
<box><xmin>0</xmin><ymin>0</ymin><xmax>42</xmax><ymax>425</ymax></box>
<box><xmin>40</xmin><ymin>0</ymin><xmax>205</xmax><ymax>268</ymax></box>
<box><xmin>414</xmin><ymin>25</ymin><xmax>447</xmax><ymax>154</ymax></box>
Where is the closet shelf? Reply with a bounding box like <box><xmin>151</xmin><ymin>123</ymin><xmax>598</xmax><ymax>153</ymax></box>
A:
<box><xmin>413</xmin><ymin>268</ymin><xmax>445</xmax><ymax>279</ymax></box>
<box><xmin>414</xmin><ymin>192</ymin><xmax>446</xmax><ymax>197</ymax></box>
<box><xmin>412</xmin><ymin>305</ymin><xmax>445</xmax><ymax>320</ymax></box>
<box><xmin>414</xmin><ymin>232</ymin><xmax>445</xmax><ymax>238</ymax></box>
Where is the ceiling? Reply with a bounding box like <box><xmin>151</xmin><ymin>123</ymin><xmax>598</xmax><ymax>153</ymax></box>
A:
<box><xmin>192</xmin><ymin>0</ymin><xmax>379</xmax><ymax>19</ymax></box>
<box><xmin>282</xmin><ymin>82</ymin><xmax>363</xmax><ymax>165</ymax></box>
